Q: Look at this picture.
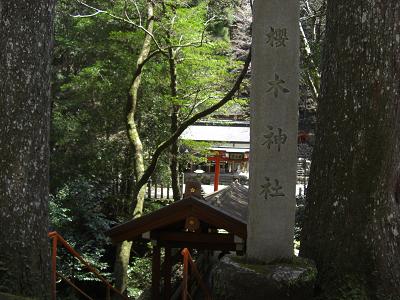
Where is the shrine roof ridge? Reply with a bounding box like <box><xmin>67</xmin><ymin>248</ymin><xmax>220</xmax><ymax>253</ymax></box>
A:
<box><xmin>107</xmin><ymin>182</ymin><xmax>249</xmax><ymax>244</ymax></box>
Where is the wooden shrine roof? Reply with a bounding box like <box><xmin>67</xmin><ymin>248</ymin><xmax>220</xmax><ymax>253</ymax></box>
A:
<box><xmin>107</xmin><ymin>182</ymin><xmax>249</xmax><ymax>244</ymax></box>
<box><xmin>204</xmin><ymin>181</ymin><xmax>248</xmax><ymax>223</ymax></box>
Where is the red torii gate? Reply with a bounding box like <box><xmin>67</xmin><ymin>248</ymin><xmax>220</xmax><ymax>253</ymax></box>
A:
<box><xmin>207</xmin><ymin>152</ymin><xmax>229</xmax><ymax>192</ymax></box>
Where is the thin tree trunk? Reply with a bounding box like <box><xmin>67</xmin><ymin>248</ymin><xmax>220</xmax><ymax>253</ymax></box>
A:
<box><xmin>168</xmin><ymin>42</ymin><xmax>181</xmax><ymax>202</ymax></box>
<box><xmin>113</xmin><ymin>240</ymin><xmax>133</xmax><ymax>296</ymax></box>
<box><xmin>301</xmin><ymin>1</ymin><xmax>400</xmax><ymax>298</ymax></box>
<box><xmin>300</xmin><ymin>21</ymin><xmax>320</xmax><ymax>102</ymax></box>
<box><xmin>0</xmin><ymin>1</ymin><xmax>55</xmax><ymax>298</ymax></box>
<box><xmin>113</xmin><ymin>0</ymin><xmax>155</xmax><ymax>293</ymax></box>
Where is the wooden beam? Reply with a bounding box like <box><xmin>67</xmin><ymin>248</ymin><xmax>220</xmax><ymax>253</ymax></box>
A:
<box><xmin>152</xmin><ymin>245</ymin><xmax>161</xmax><ymax>300</ymax></box>
<box><xmin>153</xmin><ymin>231</ymin><xmax>235</xmax><ymax>244</ymax></box>
<box><xmin>158</xmin><ymin>241</ymin><xmax>237</xmax><ymax>251</ymax></box>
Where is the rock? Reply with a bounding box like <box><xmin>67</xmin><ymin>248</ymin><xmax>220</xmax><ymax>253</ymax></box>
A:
<box><xmin>210</xmin><ymin>255</ymin><xmax>316</xmax><ymax>300</ymax></box>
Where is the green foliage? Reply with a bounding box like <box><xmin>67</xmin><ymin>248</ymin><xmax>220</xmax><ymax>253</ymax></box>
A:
<box><xmin>49</xmin><ymin>196</ymin><xmax>71</xmax><ymax>230</ymax></box>
<box><xmin>155</xmin><ymin>0</ymin><xmax>238</xmax><ymax>124</ymax></box>
<box><xmin>52</xmin><ymin>0</ymin><xmax>237</xmax><ymax>191</ymax></box>
<box><xmin>52</xmin><ymin>0</ymin><xmax>134</xmax><ymax>190</ymax></box>
<box><xmin>207</xmin><ymin>0</ymin><xmax>237</xmax><ymax>39</ymax></box>
<box><xmin>51</xmin><ymin>0</ymin><xmax>242</xmax><ymax>295</ymax></box>
<box><xmin>180</xmin><ymin>140</ymin><xmax>212</xmax><ymax>167</ymax></box>
<box><xmin>50</xmin><ymin>177</ymin><xmax>113</xmax><ymax>281</ymax></box>
<box><xmin>127</xmin><ymin>255</ymin><xmax>152</xmax><ymax>298</ymax></box>
<box><xmin>126</xmin><ymin>200</ymin><xmax>168</xmax><ymax>297</ymax></box>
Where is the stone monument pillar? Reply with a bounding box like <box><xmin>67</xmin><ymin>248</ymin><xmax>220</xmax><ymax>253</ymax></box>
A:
<box><xmin>247</xmin><ymin>0</ymin><xmax>299</xmax><ymax>262</ymax></box>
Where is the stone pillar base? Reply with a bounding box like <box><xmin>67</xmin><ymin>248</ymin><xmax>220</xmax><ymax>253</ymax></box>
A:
<box><xmin>210</xmin><ymin>255</ymin><xmax>317</xmax><ymax>300</ymax></box>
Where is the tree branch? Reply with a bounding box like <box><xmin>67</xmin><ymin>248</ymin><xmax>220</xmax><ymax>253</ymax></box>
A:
<box><xmin>132</xmin><ymin>51</ymin><xmax>252</xmax><ymax>201</ymax></box>
<box><xmin>73</xmin><ymin>0</ymin><xmax>164</xmax><ymax>52</ymax></box>
<box><xmin>300</xmin><ymin>20</ymin><xmax>320</xmax><ymax>101</ymax></box>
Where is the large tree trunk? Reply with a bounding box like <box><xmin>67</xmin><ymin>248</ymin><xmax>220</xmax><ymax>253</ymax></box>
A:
<box><xmin>113</xmin><ymin>0</ymin><xmax>154</xmax><ymax>294</ymax></box>
<box><xmin>300</xmin><ymin>1</ymin><xmax>400</xmax><ymax>298</ymax></box>
<box><xmin>0</xmin><ymin>1</ymin><xmax>55</xmax><ymax>298</ymax></box>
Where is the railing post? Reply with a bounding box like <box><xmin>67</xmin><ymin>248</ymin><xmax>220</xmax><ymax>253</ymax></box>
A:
<box><xmin>51</xmin><ymin>234</ymin><xmax>58</xmax><ymax>300</ymax></box>
<box><xmin>181</xmin><ymin>248</ymin><xmax>189</xmax><ymax>300</ymax></box>
<box><xmin>186</xmin><ymin>251</ymin><xmax>212</xmax><ymax>300</ymax></box>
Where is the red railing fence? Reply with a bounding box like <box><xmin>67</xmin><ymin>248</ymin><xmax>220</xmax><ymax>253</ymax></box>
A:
<box><xmin>181</xmin><ymin>248</ymin><xmax>211</xmax><ymax>300</ymax></box>
<box><xmin>49</xmin><ymin>231</ymin><xmax>129</xmax><ymax>300</ymax></box>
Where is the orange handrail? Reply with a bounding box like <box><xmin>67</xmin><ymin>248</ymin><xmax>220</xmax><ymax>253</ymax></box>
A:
<box><xmin>49</xmin><ymin>231</ymin><xmax>129</xmax><ymax>300</ymax></box>
<box><xmin>181</xmin><ymin>248</ymin><xmax>211</xmax><ymax>300</ymax></box>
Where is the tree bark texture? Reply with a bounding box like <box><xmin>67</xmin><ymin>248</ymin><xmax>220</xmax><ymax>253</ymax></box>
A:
<box><xmin>114</xmin><ymin>1</ymin><xmax>155</xmax><ymax>293</ymax></box>
<box><xmin>301</xmin><ymin>1</ymin><xmax>400</xmax><ymax>299</ymax></box>
<box><xmin>0</xmin><ymin>1</ymin><xmax>55</xmax><ymax>298</ymax></box>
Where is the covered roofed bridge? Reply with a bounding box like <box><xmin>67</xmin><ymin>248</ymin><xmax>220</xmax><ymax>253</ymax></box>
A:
<box><xmin>108</xmin><ymin>182</ymin><xmax>248</xmax><ymax>300</ymax></box>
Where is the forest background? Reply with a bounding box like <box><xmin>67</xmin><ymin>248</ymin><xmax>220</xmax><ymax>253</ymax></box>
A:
<box><xmin>50</xmin><ymin>0</ymin><xmax>322</xmax><ymax>297</ymax></box>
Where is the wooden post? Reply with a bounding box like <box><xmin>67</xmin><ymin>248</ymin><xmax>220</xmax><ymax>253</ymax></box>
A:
<box><xmin>152</xmin><ymin>244</ymin><xmax>161</xmax><ymax>300</ymax></box>
<box><xmin>214</xmin><ymin>156</ymin><xmax>221</xmax><ymax>192</ymax></box>
<box><xmin>163</xmin><ymin>247</ymin><xmax>172</xmax><ymax>300</ymax></box>
<box><xmin>180</xmin><ymin>172</ymin><xmax>184</xmax><ymax>199</ymax></box>
<box><xmin>51</xmin><ymin>235</ymin><xmax>58</xmax><ymax>300</ymax></box>
<box><xmin>182</xmin><ymin>248</ymin><xmax>189</xmax><ymax>300</ymax></box>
